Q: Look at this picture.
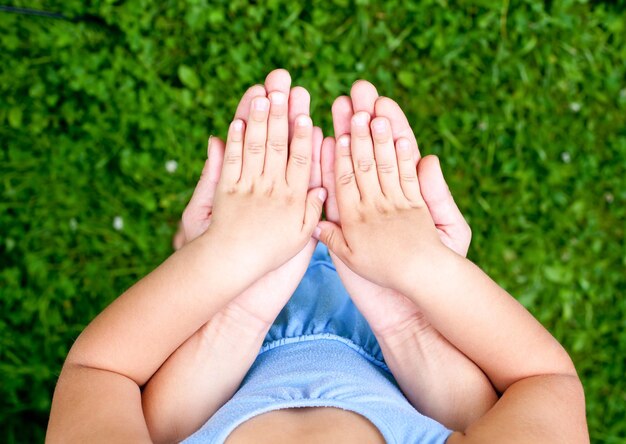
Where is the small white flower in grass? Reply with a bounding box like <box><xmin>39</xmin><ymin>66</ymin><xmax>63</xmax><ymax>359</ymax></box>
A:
<box><xmin>569</xmin><ymin>102</ymin><xmax>581</xmax><ymax>113</ymax></box>
<box><xmin>113</xmin><ymin>216</ymin><xmax>124</xmax><ymax>231</ymax></box>
<box><xmin>69</xmin><ymin>218</ymin><xmax>77</xmax><ymax>231</ymax></box>
<box><xmin>561</xmin><ymin>152</ymin><xmax>571</xmax><ymax>163</ymax></box>
<box><xmin>605</xmin><ymin>193</ymin><xmax>614</xmax><ymax>204</ymax></box>
<box><xmin>165</xmin><ymin>160</ymin><xmax>178</xmax><ymax>173</ymax></box>
<box><xmin>478</xmin><ymin>121</ymin><xmax>488</xmax><ymax>131</ymax></box>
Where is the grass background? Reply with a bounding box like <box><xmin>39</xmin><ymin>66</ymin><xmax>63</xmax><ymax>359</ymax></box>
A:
<box><xmin>1</xmin><ymin>0</ymin><xmax>625</xmax><ymax>442</ymax></box>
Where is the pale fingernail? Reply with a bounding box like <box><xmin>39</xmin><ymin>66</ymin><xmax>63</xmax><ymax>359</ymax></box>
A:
<box><xmin>372</xmin><ymin>119</ymin><xmax>386</xmax><ymax>134</ymax></box>
<box><xmin>233</xmin><ymin>120</ymin><xmax>243</xmax><ymax>131</ymax></box>
<box><xmin>397</xmin><ymin>139</ymin><xmax>411</xmax><ymax>152</ymax></box>
<box><xmin>297</xmin><ymin>115</ymin><xmax>311</xmax><ymax>127</ymax></box>
<box><xmin>313</xmin><ymin>226</ymin><xmax>322</xmax><ymax>239</ymax></box>
<box><xmin>339</xmin><ymin>135</ymin><xmax>350</xmax><ymax>147</ymax></box>
<box><xmin>254</xmin><ymin>98</ymin><xmax>269</xmax><ymax>111</ymax></box>
<box><xmin>318</xmin><ymin>188</ymin><xmax>327</xmax><ymax>201</ymax></box>
<box><xmin>270</xmin><ymin>92</ymin><xmax>286</xmax><ymax>105</ymax></box>
<box><xmin>352</xmin><ymin>112</ymin><xmax>368</xmax><ymax>126</ymax></box>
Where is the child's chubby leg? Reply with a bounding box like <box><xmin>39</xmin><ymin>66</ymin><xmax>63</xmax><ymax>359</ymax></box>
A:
<box><xmin>142</xmin><ymin>70</ymin><xmax>326</xmax><ymax>444</ymax></box>
<box><xmin>316</xmin><ymin>91</ymin><xmax>587</xmax><ymax>442</ymax></box>
<box><xmin>324</xmin><ymin>82</ymin><xmax>496</xmax><ymax>430</ymax></box>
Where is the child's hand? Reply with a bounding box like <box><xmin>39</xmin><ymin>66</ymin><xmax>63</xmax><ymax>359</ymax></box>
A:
<box><xmin>316</xmin><ymin>111</ymin><xmax>445</xmax><ymax>293</ymax></box>
<box><xmin>325</xmin><ymin>83</ymin><xmax>472</xmax><ymax>337</ymax></box>
<box><xmin>205</xmin><ymin>89</ymin><xmax>325</xmax><ymax>279</ymax></box>
<box><xmin>173</xmin><ymin>70</ymin><xmax>324</xmax><ymax>328</ymax></box>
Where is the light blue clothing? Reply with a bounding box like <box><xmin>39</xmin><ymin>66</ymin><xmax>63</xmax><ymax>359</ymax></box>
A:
<box><xmin>183</xmin><ymin>243</ymin><xmax>453</xmax><ymax>443</ymax></box>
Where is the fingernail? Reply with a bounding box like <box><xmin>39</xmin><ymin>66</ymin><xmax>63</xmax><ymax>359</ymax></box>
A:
<box><xmin>397</xmin><ymin>139</ymin><xmax>410</xmax><ymax>152</ymax></box>
<box><xmin>297</xmin><ymin>115</ymin><xmax>311</xmax><ymax>127</ymax></box>
<box><xmin>318</xmin><ymin>188</ymin><xmax>327</xmax><ymax>201</ymax></box>
<box><xmin>353</xmin><ymin>112</ymin><xmax>368</xmax><ymax>126</ymax></box>
<box><xmin>372</xmin><ymin>119</ymin><xmax>386</xmax><ymax>134</ymax></box>
<box><xmin>233</xmin><ymin>120</ymin><xmax>243</xmax><ymax>131</ymax></box>
<box><xmin>339</xmin><ymin>135</ymin><xmax>350</xmax><ymax>147</ymax></box>
<box><xmin>270</xmin><ymin>92</ymin><xmax>286</xmax><ymax>105</ymax></box>
<box><xmin>254</xmin><ymin>98</ymin><xmax>269</xmax><ymax>111</ymax></box>
<box><xmin>313</xmin><ymin>226</ymin><xmax>322</xmax><ymax>239</ymax></box>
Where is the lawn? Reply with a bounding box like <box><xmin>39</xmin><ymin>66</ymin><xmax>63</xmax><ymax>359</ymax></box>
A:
<box><xmin>1</xmin><ymin>0</ymin><xmax>625</xmax><ymax>442</ymax></box>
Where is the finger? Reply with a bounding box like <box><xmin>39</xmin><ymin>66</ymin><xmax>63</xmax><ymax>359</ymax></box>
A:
<box><xmin>172</xmin><ymin>221</ymin><xmax>185</xmax><ymax>251</ymax></box>
<box><xmin>302</xmin><ymin>187</ymin><xmax>327</xmax><ymax>236</ymax></box>
<box><xmin>419</xmin><ymin>155</ymin><xmax>471</xmax><ymax>254</ymax></box>
<box><xmin>286</xmin><ymin>114</ymin><xmax>313</xmax><ymax>194</ymax></box>
<box><xmin>234</xmin><ymin>84</ymin><xmax>266</xmax><ymax>121</ymax></box>
<box><xmin>241</xmin><ymin>96</ymin><xmax>270</xmax><ymax>179</ymax></box>
<box><xmin>313</xmin><ymin>220</ymin><xmax>351</xmax><ymax>262</ymax></box>
<box><xmin>350</xmin><ymin>79</ymin><xmax>378</xmax><ymax>115</ymax></box>
<box><xmin>351</xmin><ymin>111</ymin><xmax>382</xmax><ymax>199</ymax></box>
<box><xmin>331</xmin><ymin>95</ymin><xmax>353</xmax><ymax>138</ymax></box>
<box><xmin>309</xmin><ymin>126</ymin><xmax>323</xmax><ymax>189</ymax></box>
<box><xmin>263</xmin><ymin>91</ymin><xmax>289</xmax><ymax>180</ymax></box>
<box><xmin>375</xmin><ymin>96</ymin><xmax>421</xmax><ymax>163</ymax></box>
<box><xmin>188</xmin><ymin>136</ymin><xmax>225</xmax><ymax>210</ymax></box>
<box><xmin>371</xmin><ymin>117</ymin><xmax>403</xmax><ymax>200</ymax></box>
<box><xmin>288</xmin><ymin>86</ymin><xmax>310</xmax><ymax>141</ymax></box>
<box><xmin>221</xmin><ymin>119</ymin><xmax>245</xmax><ymax>186</ymax></box>
<box><xmin>321</xmin><ymin>137</ymin><xmax>340</xmax><ymax>223</ymax></box>
<box><xmin>334</xmin><ymin>134</ymin><xmax>360</xmax><ymax>211</ymax></box>
<box><xmin>395</xmin><ymin>137</ymin><xmax>423</xmax><ymax>203</ymax></box>
<box><xmin>264</xmin><ymin>68</ymin><xmax>291</xmax><ymax>95</ymax></box>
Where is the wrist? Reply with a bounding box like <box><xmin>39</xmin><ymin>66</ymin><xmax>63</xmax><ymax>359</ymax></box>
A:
<box><xmin>198</xmin><ymin>228</ymin><xmax>268</xmax><ymax>287</ymax></box>
<box><xmin>211</xmin><ymin>303</ymin><xmax>273</xmax><ymax>342</ymax></box>
<box><xmin>393</xmin><ymin>242</ymin><xmax>461</xmax><ymax>298</ymax></box>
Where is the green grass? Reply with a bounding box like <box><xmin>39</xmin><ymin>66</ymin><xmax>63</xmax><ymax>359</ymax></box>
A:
<box><xmin>1</xmin><ymin>0</ymin><xmax>625</xmax><ymax>442</ymax></box>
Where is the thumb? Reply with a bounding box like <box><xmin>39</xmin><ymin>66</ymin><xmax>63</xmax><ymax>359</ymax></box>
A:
<box><xmin>418</xmin><ymin>155</ymin><xmax>471</xmax><ymax>255</ymax></box>
<box><xmin>303</xmin><ymin>187</ymin><xmax>327</xmax><ymax>235</ymax></box>
<box><xmin>188</xmin><ymin>136</ymin><xmax>225</xmax><ymax>209</ymax></box>
<box><xmin>313</xmin><ymin>220</ymin><xmax>351</xmax><ymax>262</ymax></box>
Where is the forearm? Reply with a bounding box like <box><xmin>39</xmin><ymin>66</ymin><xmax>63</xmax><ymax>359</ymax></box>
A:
<box><xmin>47</xmin><ymin>364</ymin><xmax>151</xmax><ymax>443</ymax></box>
<box><xmin>376</xmin><ymin>320</ymin><xmax>497</xmax><ymax>431</ymax></box>
<box><xmin>400</xmin><ymin>249</ymin><xmax>577</xmax><ymax>393</ymax></box>
<box><xmin>142</xmin><ymin>306</ymin><xmax>269</xmax><ymax>443</ymax></box>
<box><xmin>67</xmin><ymin>231</ymin><xmax>262</xmax><ymax>387</ymax></box>
<box><xmin>447</xmin><ymin>374</ymin><xmax>588</xmax><ymax>443</ymax></box>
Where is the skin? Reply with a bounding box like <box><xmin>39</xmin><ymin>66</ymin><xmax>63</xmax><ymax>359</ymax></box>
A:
<box><xmin>147</xmin><ymin>73</ymin><xmax>496</xmax><ymax>443</ymax></box>
<box><xmin>47</xmin><ymin>71</ymin><xmax>326</xmax><ymax>443</ymax></box>
<box><xmin>325</xmin><ymin>83</ymin><xmax>498</xmax><ymax>427</ymax></box>
<box><xmin>47</xmin><ymin>70</ymin><xmax>588</xmax><ymax>443</ymax></box>
<box><xmin>141</xmin><ymin>71</ymin><xmax>334</xmax><ymax>442</ymax></box>
<box><xmin>316</xmin><ymin>108</ymin><xmax>589</xmax><ymax>442</ymax></box>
